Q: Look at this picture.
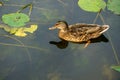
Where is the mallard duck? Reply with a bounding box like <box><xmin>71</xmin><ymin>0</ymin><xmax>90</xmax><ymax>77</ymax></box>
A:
<box><xmin>49</xmin><ymin>21</ymin><xmax>109</xmax><ymax>47</ymax></box>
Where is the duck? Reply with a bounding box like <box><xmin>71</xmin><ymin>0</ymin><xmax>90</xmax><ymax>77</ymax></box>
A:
<box><xmin>49</xmin><ymin>21</ymin><xmax>109</xmax><ymax>47</ymax></box>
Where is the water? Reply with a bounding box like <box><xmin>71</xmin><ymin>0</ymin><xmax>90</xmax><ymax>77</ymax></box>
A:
<box><xmin>0</xmin><ymin>0</ymin><xmax>120</xmax><ymax>80</ymax></box>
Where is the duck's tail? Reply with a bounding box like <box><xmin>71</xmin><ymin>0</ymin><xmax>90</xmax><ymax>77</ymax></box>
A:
<box><xmin>100</xmin><ymin>25</ymin><xmax>109</xmax><ymax>34</ymax></box>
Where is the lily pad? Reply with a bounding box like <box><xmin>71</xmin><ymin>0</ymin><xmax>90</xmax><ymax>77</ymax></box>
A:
<box><xmin>78</xmin><ymin>0</ymin><xmax>106</xmax><ymax>12</ymax></box>
<box><xmin>111</xmin><ymin>66</ymin><xmax>120</xmax><ymax>72</ymax></box>
<box><xmin>107</xmin><ymin>0</ymin><xmax>120</xmax><ymax>15</ymax></box>
<box><xmin>2</xmin><ymin>13</ymin><xmax>30</xmax><ymax>28</ymax></box>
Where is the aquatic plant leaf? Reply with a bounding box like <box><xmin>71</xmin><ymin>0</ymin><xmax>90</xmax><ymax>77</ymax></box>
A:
<box><xmin>107</xmin><ymin>0</ymin><xmax>120</xmax><ymax>15</ymax></box>
<box><xmin>0</xmin><ymin>24</ymin><xmax>10</xmax><ymax>32</ymax></box>
<box><xmin>0</xmin><ymin>24</ymin><xmax>38</xmax><ymax>37</ymax></box>
<box><xmin>78</xmin><ymin>0</ymin><xmax>106</xmax><ymax>12</ymax></box>
<box><xmin>14</xmin><ymin>25</ymin><xmax>38</xmax><ymax>37</ymax></box>
<box><xmin>0</xmin><ymin>1</ymin><xmax>3</xmax><ymax>6</ymax></box>
<box><xmin>9</xmin><ymin>28</ymin><xmax>18</xmax><ymax>34</ymax></box>
<box><xmin>111</xmin><ymin>66</ymin><xmax>120</xmax><ymax>72</ymax></box>
<box><xmin>23</xmin><ymin>25</ymin><xmax>38</xmax><ymax>33</ymax></box>
<box><xmin>2</xmin><ymin>13</ymin><xmax>30</xmax><ymax>28</ymax></box>
<box><xmin>14</xmin><ymin>28</ymin><xmax>27</xmax><ymax>37</ymax></box>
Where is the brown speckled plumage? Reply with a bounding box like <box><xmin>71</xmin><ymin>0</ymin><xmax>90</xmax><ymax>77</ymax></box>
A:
<box><xmin>49</xmin><ymin>21</ymin><xmax>109</xmax><ymax>42</ymax></box>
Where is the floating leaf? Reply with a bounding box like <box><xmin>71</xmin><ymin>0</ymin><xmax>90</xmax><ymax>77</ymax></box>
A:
<box><xmin>0</xmin><ymin>24</ymin><xmax>38</xmax><ymax>37</ymax></box>
<box><xmin>111</xmin><ymin>66</ymin><xmax>120</xmax><ymax>72</ymax></box>
<box><xmin>2</xmin><ymin>13</ymin><xmax>30</xmax><ymax>28</ymax></box>
<box><xmin>23</xmin><ymin>25</ymin><xmax>38</xmax><ymax>33</ymax></box>
<box><xmin>0</xmin><ymin>24</ymin><xmax>10</xmax><ymax>32</ymax></box>
<box><xmin>0</xmin><ymin>1</ymin><xmax>3</xmax><ymax>6</ymax></box>
<box><xmin>9</xmin><ymin>28</ymin><xmax>18</xmax><ymax>34</ymax></box>
<box><xmin>0</xmin><ymin>24</ymin><xmax>18</xmax><ymax>34</ymax></box>
<box><xmin>107</xmin><ymin>0</ymin><xmax>120</xmax><ymax>15</ymax></box>
<box><xmin>14</xmin><ymin>28</ymin><xmax>27</xmax><ymax>37</ymax></box>
<box><xmin>14</xmin><ymin>25</ymin><xmax>38</xmax><ymax>37</ymax></box>
<box><xmin>78</xmin><ymin>0</ymin><xmax>106</xmax><ymax>12</ymax></box>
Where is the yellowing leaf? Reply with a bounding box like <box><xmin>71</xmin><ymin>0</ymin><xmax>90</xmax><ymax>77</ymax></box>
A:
<box><xmin>24</xmin><ymin>25</ymin><xmax>38</xmax><ymax>33</ymax></box>
<box><xmin>0</xmin><ymin>24</ymin><xmax>38</xmax><ymax>37</ymax></box>
<box><xmin>1</xmin><ymin>25</ymin><xmax>18</xmax><ymax>33</ymax></box>
<box><xmin>10</xmin><ymin>28</ymin><xmax>18</xmax><ymax>34</ymax></box>
<box><xmin>4</xmin><ymin>26</ymin><xmax>11</xmax><ymax>32</ymax></box>
<box><xmin>14</xmin><ymin>28</ymin><xmax>27</xmax><ymax>37</ymax></box>
<box><xmin>14</xmin><ymin>25</ymin><xmax>38</xmax><ymax>37</ymax></box>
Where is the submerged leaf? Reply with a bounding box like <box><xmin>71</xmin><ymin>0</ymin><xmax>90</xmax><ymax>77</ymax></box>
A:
<box><xmin>2</xmin><ymin>13</ymin><xmax>30</xmax><ymax>28</ymax></box>
<box><xmin>111</xmin><ymin>66</ymin><xmax>120</xmax><ymax>72</ymax></box>
<box><xmin>107</xmin><ymin>0</ymin><xmax>120</xmax><ymax>15</ymax></box>
<box><xmin>78</xmin><ymin>0</ymin><xmax>106</xmax><ymax>12</ymax></box>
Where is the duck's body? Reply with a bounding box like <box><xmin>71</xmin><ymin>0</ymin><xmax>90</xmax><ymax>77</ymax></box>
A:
<box><xmin>49</xmin><ymin>21</ymin><xmax>109</xmax><ymax>43</ymax></box>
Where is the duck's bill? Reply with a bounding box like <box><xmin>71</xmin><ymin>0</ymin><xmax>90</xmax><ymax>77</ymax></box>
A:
<box><xmin>49</xmin><ymin>26</ymin><xmax>56</xmax><ymax>30</ymax></box>
<box><xmin>100</xmin><ymin>25</ymin><xmax>110</xmax><ymax>34</ymax></box>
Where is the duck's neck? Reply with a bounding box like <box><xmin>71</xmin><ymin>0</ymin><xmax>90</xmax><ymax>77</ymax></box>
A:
<box><xmin>60</xmin><ymin>27</ymin><xmax>68</xmax><ymax>33</ymax></box>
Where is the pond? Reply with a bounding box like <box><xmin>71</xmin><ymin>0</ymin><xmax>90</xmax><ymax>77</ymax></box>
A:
<box><xmin>0</xmin><ymin>0</ymin><xmax>120</xmax><ymax>80</ymax></box>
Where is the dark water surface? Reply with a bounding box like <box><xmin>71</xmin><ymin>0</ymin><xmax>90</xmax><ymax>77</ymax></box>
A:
<box><xmin>0</xmin><ymin>0</ymin><xmax>120</xmax><ymax>80</ymax></box>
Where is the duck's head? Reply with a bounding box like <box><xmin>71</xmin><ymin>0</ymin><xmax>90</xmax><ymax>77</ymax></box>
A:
<box><xmin>49</xmin><ymin>21</ymin><xmax>68</xmax><ymax>30</ymax></box>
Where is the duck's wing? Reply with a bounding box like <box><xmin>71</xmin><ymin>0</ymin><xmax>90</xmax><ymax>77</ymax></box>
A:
<box><xmin>69</xmin><ymin>23</ymin><xmax>109</xmax><ymax>34</ymax></box>
<box><xmin>68</xmin><ymin>23</ymin><xmax>100</xmax><ymax>34</ymax></box>
<box><xmin>83</xmin><ymin>24</ymin><xmax>109</xmax><ymax>34</ymax></box>
<box><xmin>64</xmin><ymin>23</ymin><xmax>109</xmax><ymax>42</ymax></box>
<box><xmin>69</xmin><ymin>23</ymin><xmax>87</xmax><ymax>28</ymax></box>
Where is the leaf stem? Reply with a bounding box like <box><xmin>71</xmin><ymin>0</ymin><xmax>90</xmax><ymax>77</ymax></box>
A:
<box><xmin>98</xmin><ymin>11</ymin><xmax>120</xmax><ymax>65</ymax></box>
<box><xmin>16</xmin><ymin>3</ymin><xmax>33</xmax><ymax>16</ymax></box>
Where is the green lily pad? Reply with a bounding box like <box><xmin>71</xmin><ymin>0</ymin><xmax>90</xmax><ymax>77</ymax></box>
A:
<box><xmin>78</xmin><ymin>0</ymin><xmax>106</xmax><ymax>12</ymax></box>
<box><xmin>2</xmin><ymin>13</ymin><xmax>30</xmax><ymax>28</ymax></box>
<box><xmin>107</xmin><ymin>0</ymin><xmax>120</xmax><ymax>15</ymax></box>
<box><xmin>111</xmin><ymin>66</ymin><xmax>120</xmax><ymax>72</ymax></box>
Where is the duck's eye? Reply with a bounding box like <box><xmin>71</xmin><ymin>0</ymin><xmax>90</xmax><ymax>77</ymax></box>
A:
<box><xmin>55</xmin><ymin>23</ymin><xmax>59</xmax><ymax>25</ymax></box>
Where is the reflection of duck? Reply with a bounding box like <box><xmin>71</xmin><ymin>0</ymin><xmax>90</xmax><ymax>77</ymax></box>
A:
<box><xmin>49</xmin><ymin>21</ymin><xmax>109</xmax><ymax>47</ymax></box>
<box><xmin>49</xmin><ymin>40</ymin><xmax>68</xmax><ymax>49</ymax></box>
<box><xmin>49</xmin><ymin>35</ymin><xmax>109</xmax><ymax>49</ymax></box>
<box><xmin>89</xmin><ymin>35</ymin><xmax>109</xmax><ymax>43</ymax></box>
